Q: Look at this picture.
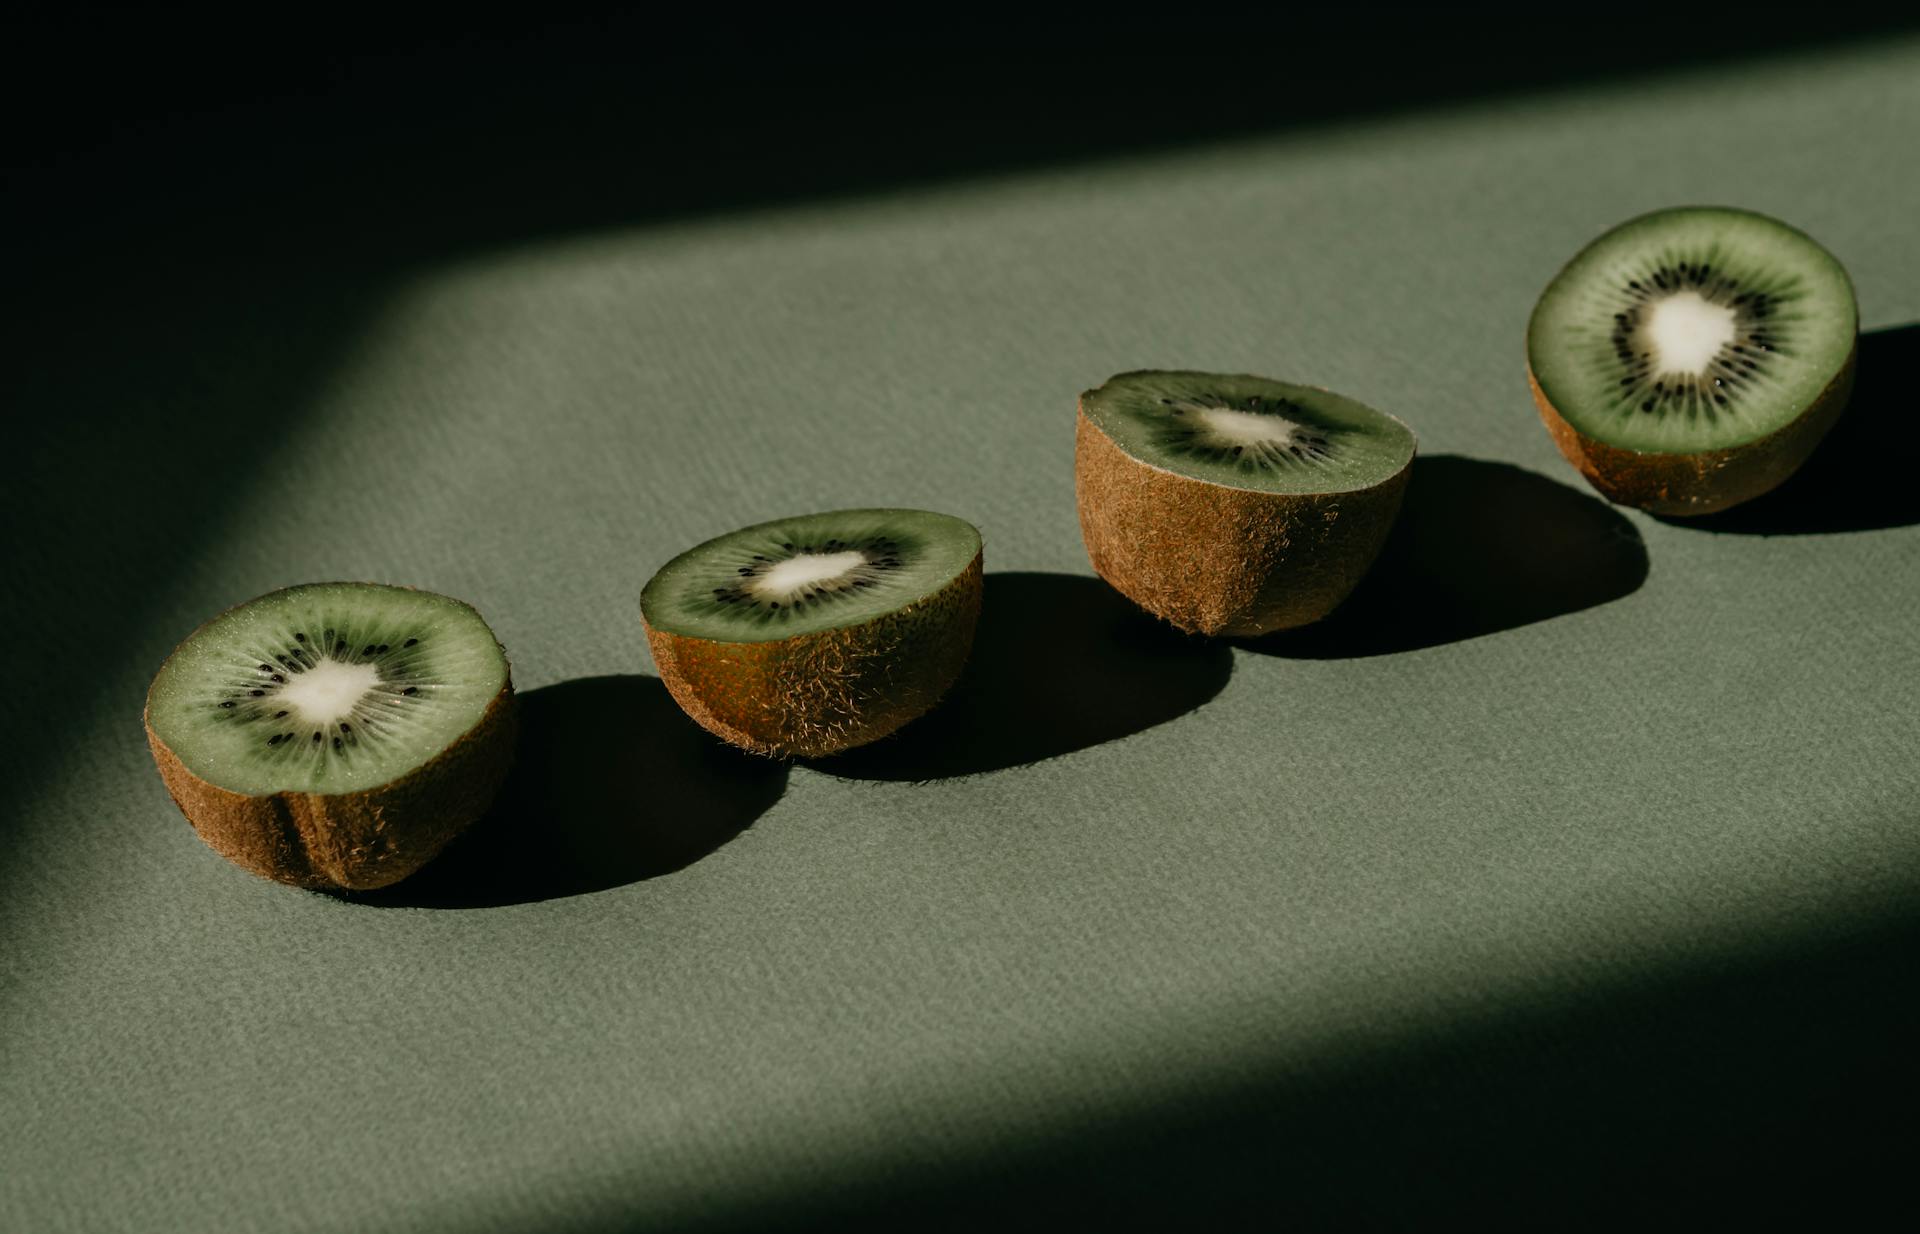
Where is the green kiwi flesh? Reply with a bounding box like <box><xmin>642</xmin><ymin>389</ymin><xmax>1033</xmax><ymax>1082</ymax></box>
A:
<box><xmin>1080</xmin><ymin>370</ymin><xmax>1416</xmax><ymax>495</ymax></box>
<box><xmin>641</xmin><ymin>509</ymin><xmax>983</xmax><ymax>757</ymax></box>
<box><xmin>1076</xmin><ymin>371</ymin><xmax>1415</xmax><ymax>637</ymax></box>
<box><xmin>1528</xmin><ymin>206</ymin><xmax>1857</xmax><ymax>512</ymax></box>
<box><xmin>144</xmin><ymin>582</ymin><xmax>515</xmax><ymax>889</ymax></box>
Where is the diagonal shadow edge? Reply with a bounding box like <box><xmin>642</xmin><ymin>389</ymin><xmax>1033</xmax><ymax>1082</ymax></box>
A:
<box><xmin>12</xmin><ymin>20</ymin><xmax>1920</xmax><ymax>285</ymax></box>
<box><xmin>671</xmin><ymin>888</ymin><xmax>1920</xmax><ymax>1230</ymax></box>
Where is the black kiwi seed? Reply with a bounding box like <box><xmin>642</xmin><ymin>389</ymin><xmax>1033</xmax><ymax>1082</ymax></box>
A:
<box><xmin>275</xmin><ymin>710</ymin><xmax>288</xmax><ymax>718</ymax></box>
<box><xmin>220</xmin><ymin>701</ymin><xmax>236</xmax><ymax>709</ymax></box>
<box><xmin>311</xmin><ymin>733</ymin><xmax>322</xmax><ymax>744</ymax></box>
<box><xmin>404</xmin><ymin>637</ymin><xmax>417</xmax><ymax>647</ymax></box>
<box><xmin>249</xmin><ymin>689</ymin><xmax>265</xmax><ymax>697</ymax></box>
<box><xmin>295</xmin><ymin>633</ymin><xmax>306</xmax><ymax>643</ymax></box>
<box><xmin>332</xmin><ymin>737</ymin><xmax>343</xmax><ymax>751</ymax></box>
<box><xmin>258</xmin><ymin>664</ymin><xmax>272</xmax><ymax>672</ymax></box>
<box><xmin>403</xmin><ymin>687</ymin><xmax>418</xmax><ymax>696</ymax></box>
<box><xmin>270</xmin><ymin>674</ymin><xmax>284</xmax><ymax>683</ymax></box>
<box><xmin>339</xmin><ymin>722</ymin><xmax>351</xmax><ymax>732</ymax></box>
<box><xmin>363</xmin><ymin>645</ymin><xmax>376</xmax><ymax>656</ymax></box>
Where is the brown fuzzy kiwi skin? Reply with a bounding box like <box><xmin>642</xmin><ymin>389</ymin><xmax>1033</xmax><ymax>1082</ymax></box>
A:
<box><xmin>644</xmin><ymin>551</ymin><xmax>982</xmax><ymax>758</ymax></box>
<box><xmin>142</xmin><ymin>585</ymin><xmax>517</xmax><ymax>892</ymax></box>
<box><xmin>1529</xmin><ymin>344</ymin><xmax>1856</xmax><ymax>517</ymax></box>
<box><xmin>145</xmin><ymin>686</ymin><xmax>515</xmax><ymax>892</ymax></box>
<box><xmin>1075</xmin><ymin>406</ymin><xmax>1411</xmax><ymax>637</ymax></box>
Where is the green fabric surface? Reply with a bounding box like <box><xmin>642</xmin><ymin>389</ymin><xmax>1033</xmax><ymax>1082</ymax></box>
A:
<box><xmin>6</xmin><ymin>39</ymin><xmax>1920</xmax><ymax>1231</ymax></box>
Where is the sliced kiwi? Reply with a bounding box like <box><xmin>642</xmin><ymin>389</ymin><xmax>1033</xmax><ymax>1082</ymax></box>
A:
<box><xmin>1076</xmin><ymin>371</ymin><xmax>1415</xmax><ymax>637</ymax></box>
<box><xmin>641</xmin><ymin>508</ymin><xmax>982</xmax><ymax>757</ymax></box>
<box><xmin>1528</xmin><ymin>206</ymin><xmax>1858</xmax><ymax>515</ymax></box>
<box><xmin>144</xmin><ymin>582</ymin><xmax>515</xmax><ymax>890</ymax></box>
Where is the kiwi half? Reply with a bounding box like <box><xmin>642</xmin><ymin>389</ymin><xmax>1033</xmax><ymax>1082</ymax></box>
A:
<box><xmin>641</xmin><ymin>508</ymin><xmax>983</xmax><ymax>758</ymax></box>
<box><xmin>144</xmin><ymin>583</ymin><xmax>516</xmax><ymax>891</ymax></box>
<box><xmin>1528</xmin><ymin>206</ymin><xmax>1858</xmax><ymax>515</ymax></box>
<box><xmin>1076</xmin><ymin>371</ymin><xmax>1416</xmax><ymax>637</ymax></box>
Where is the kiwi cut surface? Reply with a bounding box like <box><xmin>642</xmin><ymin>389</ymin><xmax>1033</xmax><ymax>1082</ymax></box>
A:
<box><xmin>1077</xmin><ymin>371</ymin><xmax>1415</xmax><ymax>637</ymax></box>
<box><xmin>144</xmin><ymin>582</ymin><xmax>515</xmax><ymax>891</ymax></box>
<box><xmin>641</xmin><ymin>508</ymin><xmax>982</xmax><ymax>757</ymax></box>
<box><xmin>1528</xmin><ymin>206</ymin><xmax>1858</xmax><ymax>515</ymax></box>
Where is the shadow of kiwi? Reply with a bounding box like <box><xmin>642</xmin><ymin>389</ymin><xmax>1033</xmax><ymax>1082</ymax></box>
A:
<box><xmin>352</xmin><ymin>675</ymin><xmax>785</xmax><ymax>909</ymax></box>
<box><xmin>1655</xmin><ymin>322</ymin><xmax>1920</xmax><ymax>535</ymax></box>
<box><xmin>808</xmin><ymin>572</ymin><xmax>1233</xmax><ymax>782</ymax></box>
<box><xmin>1243</xmin><ymin>455</ymin><xmax>1649</xmax><ymax>660</ymax></box>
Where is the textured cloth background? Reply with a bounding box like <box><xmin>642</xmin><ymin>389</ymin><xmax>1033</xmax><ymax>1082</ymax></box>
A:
<box><xmin>5</xmin><ymin>38</ymin><xmax>1919</xmax><ymax>1231</ymax></box>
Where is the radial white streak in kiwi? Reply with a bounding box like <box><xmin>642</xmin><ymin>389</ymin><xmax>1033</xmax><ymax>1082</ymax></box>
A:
<box><xmin>752</xmin><ymin>551</ymin><xmax>867</xmax><ymax>600</ymax></box>
<box><xmin>276</xmin><ymin>658</ymin><xmax>380</xmax><ymax>725</ymax></box>
<box><xmin>355</xmin><ymin>696</ymin><xmax>442</xmax><ymax>737</ymax></box>
<box><xmin>1645</xmin><ymin>291</ymin><xmax>1736</xmax><ymax>376</ymax></box>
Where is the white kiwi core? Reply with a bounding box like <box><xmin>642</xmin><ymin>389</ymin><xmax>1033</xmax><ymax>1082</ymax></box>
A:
<box><xmin>277</xmin><ymin>659</ymin><xmax>382</xmax><ymax>725</ymax></box>
<box><xmin>752</xmin><ymin>551</ymin><xmax>868</xmax><ymax>600</ymax></box>
<box><xmin>1189</xmin><ymin>406</ymin><xmax>1313</xmax><ymax>450</ymax></box>
<box><xmin>1645</xmin><ymin>291</ymin><xmax>1737</xmax><ymax>376</ymax></box>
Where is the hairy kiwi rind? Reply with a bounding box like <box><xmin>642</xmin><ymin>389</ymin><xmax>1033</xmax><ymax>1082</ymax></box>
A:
<box><xmin>142</xmin><ymin>586</ymin><xmax>518</xmax><ymax>891</ymax></box>
<box><xmin>645</xmin><ymin>551</ymin><xmax>983</xmax><ymax>758</ymax></box>
<box><xmin>1075</xmin><ymin>405</ymin><xmax>1411</xmax><ymax>637</ymax></box>
<box><xmin>1529</xmin><ymin>348</ymin><xmax>1857</xmax><ymax>516</ymax></box>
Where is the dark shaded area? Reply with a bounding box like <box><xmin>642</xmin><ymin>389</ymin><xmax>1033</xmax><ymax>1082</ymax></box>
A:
<box><xmin>355</xmin><ymin>676</ymin><xmax>782</xmax><ymax>909</ymax></box>
<box><xmin>9</xmin><ymin>16</ymin><xmax>1917</xmax><ymax>272</ymax></box>
<box><xmin>692</xmin><ymin>904</ymin><xmax>1920</xmax><ymax>1231</ymax></box>
<box><xmin>0</xmin><ymin>282</ymin><xmax>385</xmax><ymax>848</ymax></box>
<box><xmin>1666</xmin><ymin>323</ymin><xmax>1920</xmax><ymax>535</ymax></box>
<box><xmin>1246</xmin><ymin>455</ymin><xmax>1649</xmax><ymax>660</ymax></box>
<box><xmin>814</xmin><ymin>573</ymin><xmax>1231</xmax><ymax>781</ymax></box>
<box><xmin>10</xmin><ymin>19</ymin><xmax>1920</xmax><ymax>325</ymax></box>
